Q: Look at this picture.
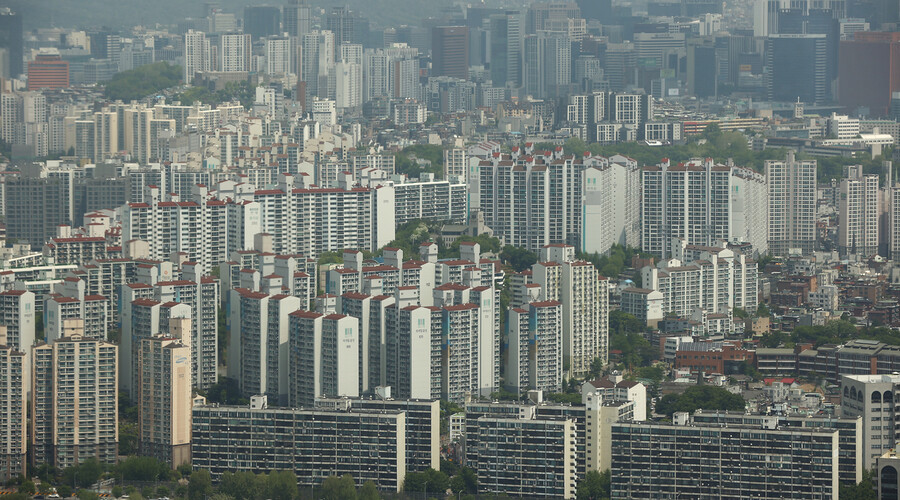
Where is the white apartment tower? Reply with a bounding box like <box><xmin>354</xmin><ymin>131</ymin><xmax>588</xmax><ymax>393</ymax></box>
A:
<box><xmin>288</xmin><ymin>310</ymin><xmax>360</xmax><ymax>407</ymax></box>
<box><xmin>839</xmin><ymin>165</ymin><xmax>880</xmax><ymax>258</ymax></box>
<box><xmin>767</xmin><ymin>152</ymin><xmax>817</xmax><ymax>256</ymax></box>
<box><xmin>0</xmin><ymin>328</ymin><xmax>25</xmax><ymax>482</ymax></box>
<box><xmin>642</xmin><ymin>158</ymin><xmax>768</xmax><ymax>259</ymax></box>
<box><xmin>219</xmin><ymin>33</ymin><xmax>252</xmax><ymax>73</ymax></box>
<box><xmin>183</xmin><ymin>30</ymin><xmax>210</xmax><ymax>84</ymax></box>
<box><xmin>582</xmin><ymin>154</ymin><xmax>641</xmax><ymax>254</ymax></box>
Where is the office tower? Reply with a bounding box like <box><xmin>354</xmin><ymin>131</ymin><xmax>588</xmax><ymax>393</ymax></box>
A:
<box><xmin>228</xmin><ymin>290</ymin><xmax>302</xmax><ymax>403</ymax></box>
<box><xmin>766</xmin><ymin>34</ymin><xmax>827</xmax><ymax>104</ymax></box>
<box><xmin>839</xmin><ymin>32</ymin><xmax>900</xmax><ymax>117</ymax></box>
<box><xmin>243</xmin><ymin>6</ymin><xmax>281</xmax><ymax>39</ymax></box>
<box><xmin>506</xmin><ymin>301</ymin><xmax>563</xmax><ymax>394</ymax></box>
<box><xmin>4</xmin><ymin>177</ymin><xmax>73</xmax><ymax>247</ymax></box>
<box><xmin>138</xmin><ymin>324</ymin><xmax>192</xmax><ymax>467</ymax></box>
<box><xmin>26</xmin><ymin>52</ymin><xmax>69</xmax><ymax>90</ymax></box>
<box><xmin>641</xmin><ymin>158</ymin><xmax>768</xmax><ymax>258</ymax></box>
<box><xmin>767</xmin><ymin>152</ymin><xmax>817</xmax><ymax>256</ymax></box>
<box><xmin>841</xmin><ymin>374</ymin><xmax>900</xmax><ymax>468</ymax></box>
<box><xmin>527</xmin><ymin>1</ymin><xmax>581</xmax><ymax>33</ymax></box>
<box><xmin>577</xmin><ymin>0</ymin><xmax>612</xmax><ymax>20</ymax></box>
<box><xmin>301</xmin><ymin>30</ymin><xmax>336</xmax><ymax>100</ymax></box>
<box><xmin>220</xmin><ymin>33</ymin><xmax>252</xmax><ymax>72</ymax></box>
<box><xmin>326</xmin><ymin>7</ymin><xmax>367</xmax><ymax>46</ymax></box>
<box><xmin>265</xmin><ymin>36</ymin><xmax>294</xmax><ymax>75</ymax></box>
<box><xmin>192</xmin><ymin>398</ymin><xmax>406</xmax><ymax>490</ymax></box>
<box><xmin>687</xmin><ymin>38</ymin><xmax>717</xmax><ymax>98</ymax></box>
<box><xmin>611</xmin><ymin>416</ymin><xmax>840</xmax><ymax>499</ymax></box>
<box><xmin>283</xmin><ymin>0</ymin><xmax>311</xmax><ymax>37</ymax></box>
<box><xmin>524</xmin><ymin>32</ymin><xmax>572</xmax><ymax>99</ymax></box>
<box><xmin>0</xmin><ymin>8</ymin><xmax>23</xmax><ymax>78</ymax></box>
<box><xmin>582</xmin><ymin>157</ymin><xmax>642</xmax><ymax>255</ymax></box>
<box><xmin>489</xmin><ymin>12</ymin><xmax>523</xmax><ymax>87</ymax></box>
<box><xmin>839</xmin><ymin>165</ymin><xmax>880</xmax><ymax>258</ymax></box>
<box><xmin>0</xmin><ymin>328</ymin><xmax>25</xmax><ymax>482</ymax></box>
<box><xmin>633</xmin><ymin>32</ymin><xmax>686</xmax><ymax>69</ymax></box>
<box><xmin>32</xmin><ymin>321</ymin><xmax>118</xmax><ymax>469</ymax></box>
<box><xmin>183</xmin><ymin>30</ymin><xmax>210</xmax><ymax>84</ymax></box>
<box><xmin>432</xmin><ymin>26</ymin><xmax>469</xmax><ymax>80</ymax></box>
<box><xmin>155</xmin><ymin>278</ymin><xmax>219</xmax><ymax>390</ymax></box>
<box><xmin>122</xmin><ymin>299</ymin><xmax>191</xmax><ymax>397</ymax></box>
<box><xmin>288</xmin><ymin>311</ymin><xmax>360</xmax><ymax>406</ymax></box>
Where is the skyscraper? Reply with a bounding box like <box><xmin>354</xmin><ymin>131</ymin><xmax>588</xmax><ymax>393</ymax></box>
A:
<box><xmin>219</xmin><ymin>33</ymin><xmax>252</xmax><ymax>73</ymax></box>
<box><xmin>243</xmin><ymin>6</ymin><xmax>281</xmax><ymax>39</ymax></box>
<box><xmin>767</xmin><ymin>151</ymin><xmax>817</xmax><ymax>256</ymax></box>
<box><xmin>0</xmin><ymin>8</ymin><xmax>24</xmax><ymax>78</ymax></box>
<box><xmin>766</xmin><ymin>34</ymin><xmax>827</xmax><ymax>103</ymax></box>
<box><xmin>489</xmin><ymin>12</ymin><xmax>523</xmax><ymax>87</ymax></box>
<box><xmin>838</xmin><ymin>32</ymin><xmax>900</xmax><ymax>117</ymax></box>
<box><xmin>301</xmin><ymin>30</ymin><xmax>336</xmax><ymax>100</ymax></box>
<box><xmin>432</xmin><ymin>26</ymin><xmax>469</xmax><ymax>80</ymax></box>
<box><xmin>283</xmin><ymin>0</ymin><xmax>311</xmax><ymax>37</ymax></box>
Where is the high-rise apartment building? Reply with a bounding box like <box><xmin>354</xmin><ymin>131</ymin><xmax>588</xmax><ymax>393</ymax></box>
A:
<box><xmin>5</xmin><ymin>177</ymin><xmax>73</xmax><ymax>247</ymax></box>
<box><xmin>642</xmin><ymin>158</ymin><xmax>769</xmax><ymax>258</ymax></box>
<box><xmin>0</xmin><ymin>328</ymin><xmax>25</xmax><ymax>482</ymax></box>
<box><xmin>432</xmin><ymin>27</ymin><xmax>469</xmax><ymax>80</ymax></box>
<box><xmin>154</xmin><ymin>278</ymin><xmax>219</xmax><ymax>390</ymax></box>
<box><xmin>283</xmin><ymin>0</ymin><xmax>311</xmax><ymax>37</ymax></box>
<box><xmin>138</xmin><ymin>322</ymin><xmax>192</xmax><ymax>467</ymax></box>
<box><xmin>506</xmin><ymin>301</ymin><xmax>563</xmax><ymax>393</ymax></box>
<box><xmin>228</xmin><ymin>290</ymin><xmax>302</xmax><ymax>403</ymax></box>
<box><xmin>288</xmin><ymin>310</ymin><xmax>359</xmax><ymax>406</ymax></box>
<box><xmin>220</xmin><ymin>33</ymin><xmax>251</xmax><ymax>73</ymax></box>
<box><xmin>32</xmin><ymin>321</ymin><xmax>118</xmax><ymax>469</ymax></box>
<box><xmin>183</xmin><ymin>30</ymin><xmax>210</xmax><ymax>84</ymax></box>
<box><xmin>533</xmin><ymin>245</ymin><xmax>609</xmax><ymax>378</ymax></box>
<box><xmin>839</xmin><ymin>164</ymin><xmax>880</xmax><ymax>257</ymax></box>
<box><xmin>301</xmin><ymin>30</ymin><xmax>335</xmax><ymax>100</ymax></box>
<box><xmin>767</xmin><ymin>151</ymin><xmax>817</xmax><ymax>256</ymax></box>
<box><xmin>265</xmin><ymin>37</ymin><xmax>294</xmax><ymax>76</ymax></box>
<box><xmin>582</xmin><ymin>155</ymin><xmax>641</xmax><ymax>254</ymax></box>
<box><xmin>121</xmin><ymin>299</ymin><xmax>191</xmax><ymax>397</ymax></box>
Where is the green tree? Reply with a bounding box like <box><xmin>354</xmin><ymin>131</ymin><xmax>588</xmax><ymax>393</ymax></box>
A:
<box><xmin>77</xmin><ymin>490</ymin><xmax>99</xmax><ymax>500</ymax></box>
<box><xmin>57</xmin><ymin>485</ymin><xmax>73</xmax><ymax>498</ymax></box>
<box><xmin>202</xmin><ymin>377</ymin><xmax>248</xmax><ymax>405</ymax></box>
<box><xmin>111</xmin><ymin>486</ymin><xmax>123</xmax><ymax>498</ymax></box>
<box><xmin>103</xmin><ymin>62</ymin><xmax>183</xmax><ymax>102</ymax></box>
<box><xmin>403</xmin><ymin>469</ymin><xmax>449</xmax><ymax>495</ymax></box>
<box><xmin>576</xmin><ymin>470</ymin><xmax>610</xmax><ymax>500</ymax></box>
<box><xmin>18</xmin><ymin>481</ymin><xmax>35</xmax><ymax>495</ymax></box>
<box><xmin>220</xmin><ymin>471</ymin><xmax>266</xmax><ymax>500</ymax></box>
<box><xmin>208</xmin><ymin>494</ymin><xmax>236</xmax><ymax>500</ymax></box>
<box><xmin>265</xmin><ymin>470</ymin><xmax>298</xmax><ymax>500</ymax></box>
<box><xmin>116</xmin><ymin>456</ymin><xmax>168</xmax><ymax>481</ymax></box>
<box><xmin>357</xmin><ymin>481</ymin><xmax>381</xmax><ymax>500</ymax></box>
<box><xmin>655</xmin><ymin>385</ymin><xmax>746</xmax><ymax>417</ymax></box>
<box><xmin>62</xmin><ymin>459</ymin><xmax>104</xmax><ymax>488</ymax></box>
<box><xmin>756</xmin><ymin>303</ymin><xmax>771</xmax><ymax>318</ymax></box>
<box><xmin>500</xmin><ymin>245</ymin><xmax>538</xmax><ymax>272</ymax></box>
<box><xmin>449</xmin><ymin>467</ymin><xmax>478</xmax><ymax>495</ymax></box>
<box><xmin>839</xmin><ymin>468</ymin><xmax>876</xmax><ymax>500</ymax></box>
<box><xmin>320</xmin><ymin>475</ymin><xmax>357</xmax><ymax>500</ymax></box>
<box><xmin>156</xmin><ymin>486</ymin><xmax>170</xmax><ymax>498</ymax></box>
<box><xmin>188</xmin><ymin>469</ymin><xmax>212</xmax><ymax>500</ymax></box>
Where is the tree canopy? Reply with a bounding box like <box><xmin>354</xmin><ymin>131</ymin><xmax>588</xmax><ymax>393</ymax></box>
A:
<box><xmin>656</xmin><ymin>385</ymin><xmax>746</xmax><ymax>417</ymax></box>
<box><xmin>395</xmin><ymin>144</ymin><xmax>444</xmax><ymax>179</ymax></box>
<box><xmin>103</xmin><ymin>62</ymin><xmax>182</xmax><ymax>102</ymax></box>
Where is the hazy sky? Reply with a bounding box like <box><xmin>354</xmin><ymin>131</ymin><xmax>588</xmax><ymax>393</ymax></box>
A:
<box><xmin>10</xmin><ymin>0</ymin><xmax>453</xmax><ymax>31</ymax></box>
